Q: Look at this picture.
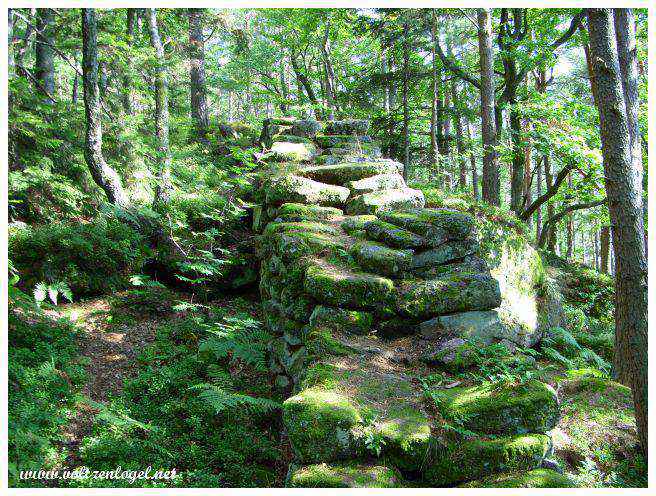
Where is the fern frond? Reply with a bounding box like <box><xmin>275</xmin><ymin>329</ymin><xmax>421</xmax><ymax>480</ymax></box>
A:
<box><xmin>191</xmin><ymin>384</ymin><xmax>280</xmax><ymax>414</ymax></box>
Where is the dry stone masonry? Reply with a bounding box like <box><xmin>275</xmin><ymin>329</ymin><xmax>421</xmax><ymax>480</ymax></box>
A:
<box><xmin>251</xmin><ymin>119</ymin><xmax>570</xmax><ymax>488</ymax></box>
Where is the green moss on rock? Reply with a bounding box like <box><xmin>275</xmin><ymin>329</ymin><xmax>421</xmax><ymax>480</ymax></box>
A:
<box><xmin>411</xmin><ymin>239</ymin><xmax>479</xmax><ymax>268</ymax></box>
<box><xmin>433</xmin><ymin>380</ymin><xmax>560</xmax><ymax>435</ymax></box>
<box><xmin>350</xmin><ymin>240</ymin><xmax>412</xmax><ymax>277</ymax></box>
<box><xmin>268</xmin><ymin>141</ymin><xmax>318</xmax><ymax>161</ymax></box>
<box><xmin>310</xmin><ymin>305</ymin><xmax>374</xmax><ymax>335</ymax></box>
<box><xmin>264</xmin><ymin>221</ymin><xmax>339</xmax><ymax>237</ymax></box>
<box><xmin>274</xmin><ymin>203</ymin><xmax>343</xmax><ymax>222</ymax></box>
<box><xmin>363</xmin><ymin>219</ymin><xmax>425</xmax><ymax>249</ymax></box>
<box><xmin>379</xmin><ymin>208</ymin><xmax>475</xmax><ymax>247</ymax></box>
<box><xmin>459</xmin><ymin>468</ymin><xmax>573</xmax><ymax>488</ymax></box>
<box><xmin>424</xmin><ymin>434</ymin><xmax>551</xmax><ymax>486</ymax></box>
<box><xmin>346</xmin><ymin>188</ymin><xmax>425</xmax><ymax>215</ymax></box>
<box><xmin>283</xmin><ymin>388</ymin><xmax>362</xmax><ymax>463</ymax></box>
<box><xmin>304</xmin><ymin>262</ymin><xmax>394</xmax><ymax>310</ymax></box>
<box><xmin>395</xmin><ymin>273</ymin><xmax>501</xmax><ymax>319</ymax></box>
<box><xmin>300</xmin><ymin>161</ymin><xmax>399</xmax><ymax>185</ymax></box>
<box><xmin>341</xmin><ymin>215</ymin><xmax>377</xmax><ymax>235</ymax></box>
<box><xmin>345</xmin><ymin>173</ymin><xmax>406</xmax><ymax>195</ymax></box>
<box><xmin>288</xmin><ymin>462</ymin><xmax>400</xmax><ymax>488</ymax></box>
<box><xmin>265</xmin><ymin>174</ymin><xmax>350</xmax><ymax>207</ymax></box>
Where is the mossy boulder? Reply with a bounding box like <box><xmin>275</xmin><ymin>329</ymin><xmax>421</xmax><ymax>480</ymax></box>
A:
<box><xmin>350</xmin><ymin>241</ymin><xmax>412</xmax><ymax>277</ymax></box>
<box><xmin>346</xmin><ymin>188</ymin><xmax>425</xmax><ymax>215</ymax></box>
<box><xmin>258</xmin><ymin>230</ymin><xmax>345</xmax><ymax>263</ymax></box>
<box><xmin>345</xmin><ymin>173</ymin><xmax>406</xmax><ymax>195</ymax></box>
<box><xmin>273</xmin><ymin>134</ymin><xmax>314</xmax><ymax>144</ymax></box>
<box><xmin>288</xmin><ymin>462</ymin><xmax>400</xmax><ymax>488</ymax></box>
<box><xmin>309</xmin><ymin>305</ymin><xmax>374</xmax><ymax>336</ymax></box>
<box><xmin>411</xmin><ymin>239</ymin><xmax>479</xmax><ymax>269</ymax></box>
<box><xmin>283</xmin><ymin>388</ymin><xmax>362</xmax><ymax>463</ymax></box>
<box><xmin>300</xmin><ymin>161</ymin><xmax>399</xmax><ymax>185</ymax></box>
<box><xmin>273</xmin><ymin>203</ymin><xmax>343</xmax><ymax>223</ymax></box>
<box><xmin>378</xmin><ymin>208</ymin><xmax>475</xmax><ymax>247</ymax></box>
<box><xmin>304</xmin><ymin>262</ymin><xmax>394</xmax><ymax>310</ymax></box>
<box><xmin>263</xmin><ymin>221</ymin><xmax>340</xmax><ymax>237</ymax></box>
<box><xmin>395</xmin><ymin>273</ymin><xmax>502</xmax><ymax>319</ymax></box>
<box><xmin>291</xmin><ymin>119</ymin><xmax>325</xmax><ymax>138</ymax></box>
<box><xmin>268</xmin><ymin>141</ymin><xmax>318</xmax><ymax>162</ymax></box>
<box><xmin>341</xmin><ymin>215</ymin><xmax>377</xmax><ymax>235</ymax></box>
<box><xmin>419</xmin><ymin>310</ymin><xmax>507</xmax><ymax>345</ymax></box>
<box><xmin>265</xmin><ymin>174</ymin><xmax>350</xmax><ymax>207</ymax></box>
<box><xmin>363</xmin><ymin>219</ymin><xmax>425</xmax><ymax>249</ymax></box>
<box><xmin>433</xmin><ymin>380</ymin><xmax>560</xmax><ymax>435</ymax></box>
<box><xmin>459</xmin><ymin>468</ymin><xmax>573</xmax><ymax>488</ymax></box>
<box><xmin>424</xmin><ymin>434</ymin><xmax>552</xmax><ymax>486</ymax></box>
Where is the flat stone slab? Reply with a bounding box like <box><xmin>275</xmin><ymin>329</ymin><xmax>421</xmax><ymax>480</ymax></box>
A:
<box><xmin>350</xmin><ymin>240</ymin><xmax>412</xmax><ymax>277</ymax></box>
<box><xmin>274</xmin><ymin>203</ymin><xmax>343</xmax><ymax>222</ymax></box>
<box><xmin>411</xmin><ymin>239</ymin><xmax>479</xmax><ymax>268</ymax></box>
<box><xmin>379</xmin><ymin>208</ymin><xmax>475</xmax><ymax>247</ymax></box>
<box><xmin>304</xmin><ymin>262</ymin><xmax>394</xmax><ymax>309</ymax></box>
<box><xmin>345</xmin><ymin>173</ymin><xmax>406</xmax><ymax>195</ymax></box>
<box><xmin>363</xmin><ymin>219</ymin><xmax>425</xmax><ymax>249</ymax></box>
<box><xmin>419</xmin><ymin>309</ymin><xmax>506</xmax><ymax>343</ymax></box>
<box><xmin>395</xmin><ymin>273</ymin><xmax>502</xmax><ymax>319</ymax></box>
<box><xmin>268</xmin><ymin>141</ymin><xmax>318</xmax><ymax>162</ymax></box>
<box><xmin>266</xmin><ymin>174</ymin><xmax>350</xmax><ymax>207</ymax></box>
<box><xmin>300</xmin><ymin>161</ymin><xmax>399</xmax><ymax>185</ymax></box>
<box><xmin>432</xmin><ymin>380</ymin><xmax>560</xmax><ymax>435</ymax></box>
<box><xmin>459</xmin><ymin>468</ymin><xmax>573</xmax><ymax>488</ymax></box>
<box><xmin>346</xmin><ymin>188</ymin><xmax>425</xmax><ymax>215</ymax></box>
<box><xmin>309</xmin><ymin>305</ymin><xmax>373</xmax><ymax>336</ymax></box>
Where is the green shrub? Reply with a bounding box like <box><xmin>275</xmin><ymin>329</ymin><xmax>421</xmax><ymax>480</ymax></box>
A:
<box><xmin>8</xmin><ymin>284</ymin><xmax>85</xmax><ymax>486</ymax></box>
<box><xmin>9</xmin><ymin>216</ymin><xmax>151</xmax><ymax>298</ymax></box>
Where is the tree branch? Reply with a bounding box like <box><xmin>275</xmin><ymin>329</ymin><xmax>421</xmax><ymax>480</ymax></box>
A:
<box><xmin>537</xmin><ymin>198</ymin><xmax>607</xmax><ymax>247</ymax></box>
<box><xmin>519</xmin><ymin>161</ymin><xmax>575</xmax><ymax>220</ymax></box>
<box><xmin>551</xmin><ymin>10</ymin><xmax>586</xmax><ymax>49</ymax></box>
<box><xmin>435</xmin><ymin>37</ymin><xmax>480</xmax><ymax>89</ymax></box>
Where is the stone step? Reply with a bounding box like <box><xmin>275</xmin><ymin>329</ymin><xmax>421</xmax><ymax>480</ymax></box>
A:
<box><xmin>268</xmin><ymin>141</ymin><xmax>318</xmax><ymax>162</ymax></box>
<box><xmin>266</xmin><ymin>174</ymin><xmax>350</xmax><ymax>207</ymax></box>
<box><xmin>300</xmin><ymin>161</ymin><xmax>400</xmax><ymax>185</ymax></box>
<box><xmin>350</xmin><ymin>240</ymin><xmax>412</xmax><ymax>277</ymax></box>
<box><xmin>430</xmin><ymin>380</ymin><xmax>560</xmax><ymax>436</ymax></box>
<box><xmin>324</xmin><ymin>119</ymin><xmax>371</xmax><ymax>136</ymax></box>
<box><xmin>395</xmin><ymin>273</ymin><xmax>502</xmax><ymax>319</ymax></box>
<box><xmin>346</xmin><ymin>188</ymin><xmax>425</xmax><ymax>215</ymax></box>
<box><xmin>411</xmin><ymin>239</ymin><xmax>479</xmax><ymax>268</ymax></box>
<box><xmin>273</xmin><ymin>203</ymin><xmax>343</xmax><ymax>222</ymax></box>
<box><xmin>309</xmin><ymin>305</ymin><xmax>374</xmax><ymax>336</ymax></box>
<box><xmin>363</xmin><ymin>219</ymin><xmax>425</xmax><ymax>249</ymax></box>
<box><xmin>303</xmin><ymin>262</ymin><xmax>394</xmax><ymax>310</ymax></box>
<box><xmin>315</xmin><ymin>134</ymin><xmax>373</xmax><ymax>148</ymax></box>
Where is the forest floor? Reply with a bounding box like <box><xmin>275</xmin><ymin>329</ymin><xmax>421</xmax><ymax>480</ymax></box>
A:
<box><xmin>50</xmin><ymin>295</ymin><xmax>163</xmax><ymax>467</ymax></box>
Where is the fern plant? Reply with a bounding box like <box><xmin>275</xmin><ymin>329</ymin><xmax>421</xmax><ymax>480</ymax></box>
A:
<box><xmin>33</xmin><ymin>281</ymin><xmax>73</xmax><ymax>307</ymax></box>
<box><xmin>191</xmin><ymin>384</ymin><xmax>280</xmax><ymax>414</ymax></box>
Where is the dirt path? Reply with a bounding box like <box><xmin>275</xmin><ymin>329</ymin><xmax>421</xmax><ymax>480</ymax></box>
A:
<box><xmin>51</xmin><ymin>296</ymin><xmax>161</xmax><ymax>467</ymax></box>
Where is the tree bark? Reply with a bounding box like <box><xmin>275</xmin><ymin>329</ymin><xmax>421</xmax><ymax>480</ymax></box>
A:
<box><xmin>122</xmin><ymin>8</ymin><xmax>137</xmax><ymax>114</ymax></box>
<box><xmin>35</xmin><ymin>8</ymin><xmax>55</xmax><ymax>103</ymax></box>
<box><xmin>451</xmin><ymin>81</ymin><xmax>466</xmax><ymax>189</ymax></box>
<box><xmin>544</xmin><ymin>153</ymin><xmax>556</xmax><ymax>251</ymax></box>
<box><xmin>566</xmin><ymin>174</ymin><xmax>574</xmax><ymax>259</ymax></box>
<box><xmin>147</xmin><ymin>8</ymin><xmax>173</xmax><ymax>206</ymax></box>
<box><xmin>8</xmin><ymin>9</ymin><xmax>14</xmax><ymax>78</ymax></box>
<box><xmin>188</xmin><ymin>8</ymin><xmax>209</xmax><ymax>137</ymax></box>
<box><xmin>600</xmin><ymin>225</ymin><xmax>610</xmax><ymax>273</ymax></box>
<box><xmin>588</xmin><ymin>7</ymin><xmax>647</xmax><ymax>456</ymax></box>
<box><xmin>536</xmin><ymin>156</ymin><xmax>542</xmax><ymax>242</ymax></box>
<box><xmin>81</xmin><ymin>8</ymin><xmax>129</xmax><ymax>207</ymax></box>
<box><xmin>429</xmin><ymin>12</ymin><xmax>440</xmax><ymax>181</ymax></box>
<box><xmin>402</xmin><ymin>21</ymin><xmax>410</xmax><ymax>181</ymax></box>
<box><xmin>466</xmin><ymin>122</ymin><xmax>479</xmax><ymax>200</ymax></box>
<box><xmin>321</xmin><ymin>15</ymin><xmax>337</xmax><ymax>119</ymax></box>
<box><xmin>477</xmin><ymin>8</ymin><xmax>499</xmax><ymax>205</ymax></box>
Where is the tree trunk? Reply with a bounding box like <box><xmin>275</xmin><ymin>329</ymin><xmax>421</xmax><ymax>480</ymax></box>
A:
<box><xmin>81</xmin><ymin>8</ymin><xmax>129</xmax><ymax>207</ymax></box>
<box><xmin>451</xmin><ymin>80</ymin><xmax>466</xmax><ymax>189</ymax></box>
<box><xmin>466</xmin><ymin>122</ymin><xmax>479</xmax><ymax>200</ymax></box>
<box><xmin>509</xmin><ymin>107</ymin><xmax>524</xmax><ymax>214</ymax></box>
<box><xmin>147</xmin><ymin>8</ymin><xmax>173</xmax><ymax>206</ymax></box>
<box><xmin>588</xmin><ymin>7</ymin><xmax>647</xmax><ymax>456</ymax></box>
<box><xmin>566</xmin><ymin>174</ymin><xmax>574</xmax><ymax>259</ymax></box>
<box><xmin>188</xmin><ymin>8</ymin><xmax>210</xmax><ymax>137</ymax></box>
<box><xmin>477</xmin><ymin>8</ymin><xmax>499</xmax><ymax>205</ymax></box>
<box><xmin>544</xmin><ymin>153</ymin><xmax>556</xmax><ymax>251</ymax></box>
<box><xmin>35</xmin><ymin>8</ymin><xmax>55</xmax><ymax>103</ymax></box>
<box><xmin>402</xmin><ymin>21</ymin><xmax>410</xmax><ymax>181</ymax></box>
<box><xmin>536</xmin><ymin>156</ymin><xmax>542</xmax><ymax>243</ymax></box>
<box><xmin>72</xmin><ymin>72</ymin><xmax>78</xmax><ymax>103</ymax></box>
<box><xmin>429</xmin><ymin>12</ymin><xmax>440</xmax><ymax>181</ymax></box>
<box><xmin>279</xmin><ymin>56</ymin><xmax>289</xmax><ymax>112</ymax></box>
<box><xmin>442</xmin><ymin>72</ymin><xmax>452</xmax><ymax>156</ymax></box>
<box><xmin>8</xmin><ymin>9</ymin><xmax>14</xmax><ymax>78</ymax></box>
<box><xmin>321</xmin><ymin>16</ymin><xmax>337</xmax><ymax>119</ymax></box>
<box><xmin>122</xmin><ymin>8</ymin><xmax>137</xmax><ymax>114</ymax></box>
<box><xmin>600</xmin><ymin>225</ymin><xmax>610</xmax><ymax>273</ymax></box>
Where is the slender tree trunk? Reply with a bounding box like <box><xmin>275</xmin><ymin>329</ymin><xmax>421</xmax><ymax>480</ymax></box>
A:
<box><xmin>466</xmin><ymin>122</ymin><xmax>479</xmax><ymax>200</ymax></box>
<box><xmin>72</xmin><ymin>72</ymin><xmax>78</xmax><ymax>103</ymax></box>
<box><xmin>566</xmin><ymin>174</ymin><xmax>574</xmax><ymax>259</ymax></box>
<box><xmin>402</xmin><ymin>21</ymin><xmax>410</xmax><ymax>181</ymax></box>
<box><xmin>429</xmin><ymin>12</ymin><xmax>440</xmax><ymax>181</ymax></box>
<box><xmin>81</xmin><ymin>8</ymin><xmax>129</xmax><ymax>207</ymax></box>
<box><xmin>588</xmin><ymin>8</ymin><xmax>647</xmax><ymax>456</ymax></box>
<box><xmin>451</xmin><ymin>80</ymin><xmax>466</xmax><ymax>189</ymax></box>
<box><xmin>594</xmin><ymin>229</ymin><xmax>600</xmax><ymax>270</ymax></box>
<box><xmin>35</xmin><ymin>8</ymin><xmax>55</xmax><ymax>103</ymax></box>
<box><xmin>279</xmin><ymin>56</ymin><xmax>288</xmax><ymax>112</ymax></box>
<box><xmin>600</xmin><ymin>225</ymin><xmax>610</xmax><ymax>273</ymax></box>
<box><xmin>188</xmin><ymin>8</ymin><xmax>210</xmax><ymax>137</ymax></box>
<box><xmin>544</xmin><ymin>153</ymin><xmax>556</xmax><ymax>251</ymax></box>
<box><xmin>443</xmin><ymin>73</ymin><xmax>452</xmax><ymax>157</ymax></box>
<box><xmin>536</xmin><ymin>156</ymin><xmax>542</xmax><ymax>242</ymax></box>
<box><xmin>509</xmin><ymin>106</ymin><xmax>524</xmax><ymax>214</ymax></box>
<box><xmin>147</xmin><ymin>8</ymin><xmax>173</xmax><ymax>206</ymax></box>
<box><xmin>321</xmin><ymin>16</ymin><xmax>337</xmax><ymax>119</ymax></box>
<box><xmin>122</xmin><ymin>8</ymin><xmax>137</xmax><ymax>114</ymax></box>
<box><xmin>8</xmin><ymin>9</ymin><xmax>14</xmax><ymax>78</ymax></box>
<box><xmin>477</xmin><ymin>8</ymin><xmax>499</xmax><ymax>205</ymax></box>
